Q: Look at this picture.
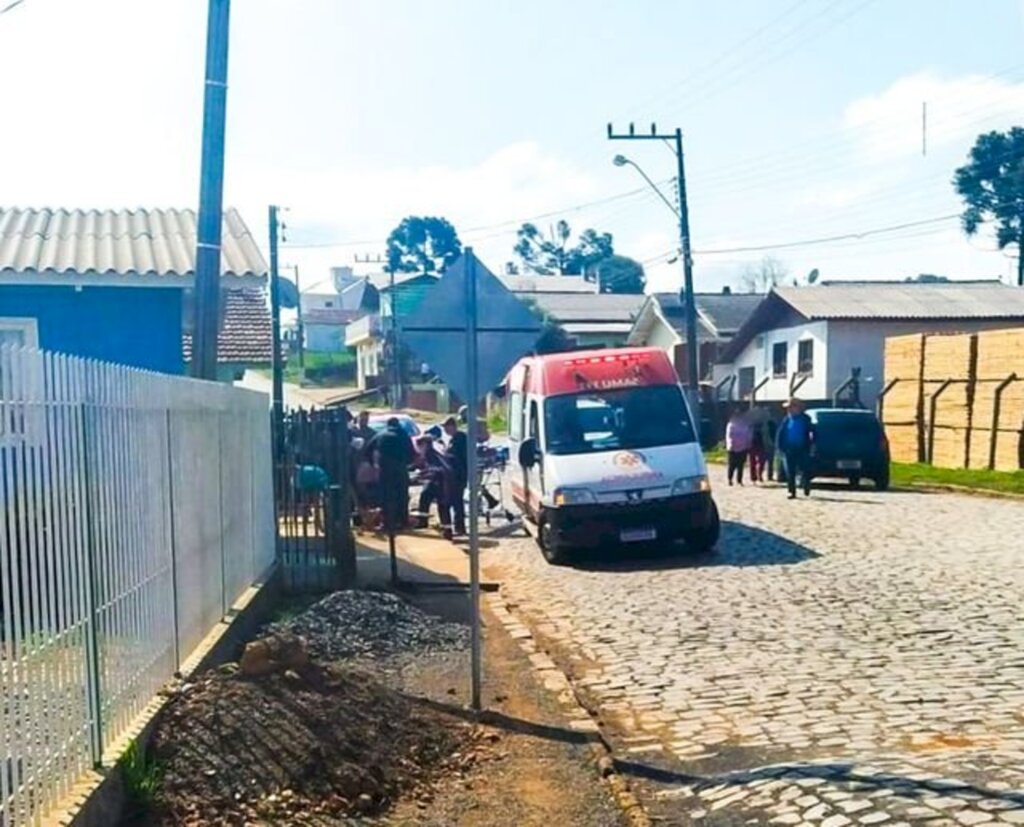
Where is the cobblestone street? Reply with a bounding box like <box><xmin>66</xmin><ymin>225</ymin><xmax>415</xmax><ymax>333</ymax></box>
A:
<box><xmin>485</xmin><ymin>469</ymin><xmax>1024</xmax><ymax>825</ymax></box>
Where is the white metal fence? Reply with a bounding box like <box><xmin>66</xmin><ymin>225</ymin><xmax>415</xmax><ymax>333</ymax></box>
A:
<box><xmin>0</xmin><ymin>346</ymin><xmax>275</xmax><ymax>826</ymax></box>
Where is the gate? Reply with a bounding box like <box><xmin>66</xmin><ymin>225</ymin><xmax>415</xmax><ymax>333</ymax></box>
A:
<box><xmin>273</xmin><ymin>407</ymin><xmax>355</xmax><ymax>592</ymax></box>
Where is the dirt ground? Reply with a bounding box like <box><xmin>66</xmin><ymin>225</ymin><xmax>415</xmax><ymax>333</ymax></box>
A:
<box><xmin>378</xmin><ymin>598</ymin><xmax>626</xmax><ymax>827</ymax></box>
<box><xmin>134</xmin><ymin>587</ymin><xmax>625</xmax><ymax>826</ymax></box>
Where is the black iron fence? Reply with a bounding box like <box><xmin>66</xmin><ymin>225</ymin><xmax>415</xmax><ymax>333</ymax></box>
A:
<box><xmin>273</xmin><ymin>407</ymin><xmax>355</xmax><ymax>592</ymax></box>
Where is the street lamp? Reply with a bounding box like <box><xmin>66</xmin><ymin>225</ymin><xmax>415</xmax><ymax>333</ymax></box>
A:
<box><xmin>611</xmin><ymin>147</ymin><xmax>701</xmax><ymax>417</ymax></box>
<box><xmin>612</xmin><ymin>155</ymin><xmax>680</xmax><ymax>219</ymax></box>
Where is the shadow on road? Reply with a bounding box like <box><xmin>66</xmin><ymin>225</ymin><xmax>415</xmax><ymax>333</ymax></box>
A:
<box><xmin>569</xmin><ymin>521</ymin><xmax>820</xmax><ymax>572</ymax></box>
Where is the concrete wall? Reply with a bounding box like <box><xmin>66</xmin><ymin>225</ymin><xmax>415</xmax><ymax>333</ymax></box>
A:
<box><xmin>0</xmin><ymin>284</ymin><xmax>183</xmax><ymax>373</ymax></box>
<box><xmin>827</xmin><ymin>319</ymin><xmax>1024</xmax><ymax>409</ymax></box>
<box><xmin>304</xmin><ymin>322</ymin><xmax>346</xmax><ymax>352</ymax></box>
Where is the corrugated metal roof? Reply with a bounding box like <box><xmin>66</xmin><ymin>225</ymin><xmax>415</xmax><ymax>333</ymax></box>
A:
<box><xmin>562</xmin><ymin>321</ymin><xmax>634</xmax><ymax>335</ymax></box>
<box><xmin>528</xmin><ymin>292</ymin><xmax>645</xmax><ymax>323</ymax></box>
<box><xmin>182</xmin><ymin>288</ymin><xmax>272</xmax><ymax>365</ymax></box>
<box><xmin>303</xmin><ymin>308</ymin><xmax>362</xmax><ymax>326</ymax></box>
<box><xmin>0</xmin><ymin>207</ymin><xmax>267</xmax><ymax>284</ymax></box>
<box><xmin>654</xmin><ymin>292</ymin><xmax>764</xmax><ymax>336</ymax></box>
<box><xmin>774</xmin><ymin>282</ymin><xmax>1024</xmax><ymax>320</ymax></box>
<box><xmin>499</xmin><ymin>274</ymin><xmax>598</xmax><ymax>294</ymax></box>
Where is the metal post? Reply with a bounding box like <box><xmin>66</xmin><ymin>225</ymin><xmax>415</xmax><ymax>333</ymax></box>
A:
<box><xmin>876</xmin><ymin>378</ymin><xmax>900</xmax><ymax>422</ymax></box>
<box><xmin>990</xmin><ymin>373</ymin><xmax>1018</xmax><ymax>469</ymax></box>
<box><xmin>192</xmin><ymin>0</ymin><xmax>231</xmax><ymax>380</ymax></box>
<box><xmin>464</xmin><ymin>250</ymin><xmax>482</xmax><ymax>711</ymax></box>
<box><xmin>294</xmin><ymin>264</ymin><xmax>305</xmax><ymax>370</ymax></box>
<box><xmin>674</xmin><ymin>128</ymin><xmax>700</xmax><ymax>403</ymax></box>
<box><xmin>269</xmin><ymin>206</ymin><xmax>285</xmax><ymax>463</ymax></box>
<box><xmin>165</xmin><ymin>410</ymin><xmax>182</xmax><ymax>674</ymax></box>
<box><xmin>79</xmin><ymin>403</ymin><xmax>104</xmax><ymax>767</ymax></box>
<box><xmin>927</xmin><ymin>379</ymin><xmax>955</xmax><ymax>465</ymax></box>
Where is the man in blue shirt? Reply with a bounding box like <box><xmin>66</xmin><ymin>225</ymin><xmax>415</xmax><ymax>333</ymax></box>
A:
<box><xmin>775</xmin><ymin>398</ymin><xmax>815</xmax><ymax>499</ymax></box>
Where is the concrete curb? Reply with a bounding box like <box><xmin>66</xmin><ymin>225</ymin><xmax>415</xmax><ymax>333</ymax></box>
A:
<box><xmin>485</xmin><ymin>592</ymin><xmax>650</xmax><ymax>827</ymax></box>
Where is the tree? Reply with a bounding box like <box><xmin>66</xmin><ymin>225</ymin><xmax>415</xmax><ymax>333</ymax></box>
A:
<box><xmin>954</xmin><ymin>127</ymin><xmax>1024</xmax><ymax>286</ymax></box>
<box><xmin>519</xmin><ymin>297</ymin><xmax>576</xmax><ymax>354</ymax></box>
<box><xmin>740</xmin><ymin>256</ymin><xmax>789</xmax><ymax>294</ymax></box>
<box><xmin>596</xmin><ymin>255</ymin><xmax>646</xmax><ymax>294</ymax></box>
<box><xmin>385</xmin><ymin>216</ymin><xmax>462</xmax><ymax>274</ymax></box>
<box><xmin>513</xmin><ymin>220</ymin><xmax>614</xmax><ymax>276</ymax></box>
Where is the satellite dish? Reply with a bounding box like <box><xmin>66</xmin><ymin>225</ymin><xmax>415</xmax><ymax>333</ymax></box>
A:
<box><xmin>807</xmin><ymin>268</ymin><xmax>820</xmax><ymax>284</ymax></box>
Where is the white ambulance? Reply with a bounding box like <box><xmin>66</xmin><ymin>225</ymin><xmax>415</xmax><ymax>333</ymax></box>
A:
<box><xmin>506</xmin><ymin>346</ymin><xmax>719</xmax><ymax>564</ymax></box>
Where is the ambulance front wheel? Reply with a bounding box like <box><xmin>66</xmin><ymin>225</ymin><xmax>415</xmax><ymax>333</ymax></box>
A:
<box><xmin>537</xmin><ymin>512</ymin><xmax>570</xmax><ymax>566</ymax></box>
<box><xmin>685</xmin><ymin>499</ymin><xmax>721</xmax><ymax>553</ymax></box>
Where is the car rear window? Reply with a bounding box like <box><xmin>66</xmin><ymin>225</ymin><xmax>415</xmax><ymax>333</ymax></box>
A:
<box><xmin>813</xmin><ymin>412</ymin><xmax>881</xmax><ymax>434</ymax></box>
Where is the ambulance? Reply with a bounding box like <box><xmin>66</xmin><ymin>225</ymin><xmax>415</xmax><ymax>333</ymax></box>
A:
<box><xmin>506</xmin><ymin>346</ymin><xmax>720</xmax><ymax>564</ymax></box>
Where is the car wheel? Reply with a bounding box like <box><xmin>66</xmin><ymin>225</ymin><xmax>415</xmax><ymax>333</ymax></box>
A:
<box><xmin>686</xmin><ymin>500</ymin><xmax>721</xmax><ymax>553</ymax></box>
<box><xmin>874</xmin><ymin>468</ymin><xmax>890</xmax><ymax>491</ymax></box>
<box><xmin>537</xmin><ymin>513</ymin><xmax>570</xmax><ymax>565</ymax></box>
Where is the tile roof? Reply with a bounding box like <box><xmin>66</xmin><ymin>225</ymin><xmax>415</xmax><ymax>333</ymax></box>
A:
<box><xmin>0</xmin><ymin>207</ymin><xmax>267</xmax><ymax>285</ymax></box>
<box><xmin>772</xmin><ymin>282</ymin><xmax>1024</xmax><ymax>319</ymax></box>
<box><xmin>182</xmin><ymin>288</ymin><xmax>272</xmax><ymax>365</ymax></box>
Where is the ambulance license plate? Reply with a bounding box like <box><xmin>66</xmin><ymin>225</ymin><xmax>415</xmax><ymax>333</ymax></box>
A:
<box><xmin>620</xmin><ymin>527</ymin><xmax>656</xmax><ymax>543</ymax></box>
<box><xmin>836</xmin><ymin>459</ymin><xmax>862</xmax><ymax>470</ymax></box>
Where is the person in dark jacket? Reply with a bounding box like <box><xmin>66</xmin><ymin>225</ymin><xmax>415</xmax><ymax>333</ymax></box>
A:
<box><xmin>366</xmin><ymin>417</ymin><xmax>413</xmax><ymax>531</ymax></box>
<box><xmin>776</xmin><ymin>398</ymin><xmax>815</xmax><ymax>499</ymax></box>
<box><xmin>442</xmin><ymin>416</ymin><xmax>468</xmax><ymax>535</ymax></box>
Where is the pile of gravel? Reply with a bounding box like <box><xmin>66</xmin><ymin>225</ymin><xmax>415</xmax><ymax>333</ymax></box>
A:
<box><xmin>270</xmin><ymin>590</ymin><xmax>470</xmax><ymax>661</ymax></box>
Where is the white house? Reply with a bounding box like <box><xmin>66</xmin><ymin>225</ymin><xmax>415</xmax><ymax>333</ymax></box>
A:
<box><xmin>715</xmin><ymin>282</ymin><xmax>1024</xmax><ymax>409</ymax></box>
<box><xmin>626</xmin><ymin>291</ymin><xmax>763</xmax><ymax>384</ymax></box>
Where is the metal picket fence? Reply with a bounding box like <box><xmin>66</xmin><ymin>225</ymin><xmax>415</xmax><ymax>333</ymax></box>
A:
<box><xmin>0</xmin><ymin>345</ymin><xmax>275</xmax><ymax>827</ymax></box>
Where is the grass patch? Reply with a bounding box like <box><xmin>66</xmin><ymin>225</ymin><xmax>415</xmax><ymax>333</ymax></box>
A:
<box><xmin>890</xmin><ymin>462</ymin><xmax>1024</xmax><ymax>496</ymax></box>
<box><xmin>704</xmin><ymin>444</ymin><xmax>726</xmax><ymax>464</ymax></box>
<box><xmin>486</xmin><ymin>408</ymin><xmax>508</xmax><ymax>436</ymax></box>
<box><xmin>262</xmin><ymin>350</ymin><xmax>356</xmax><ymax>387</ymax></box>
<box><xmin>118</xmin><ymin>741</ymin><xmax>162</xmax><ymax>809</ymax></box>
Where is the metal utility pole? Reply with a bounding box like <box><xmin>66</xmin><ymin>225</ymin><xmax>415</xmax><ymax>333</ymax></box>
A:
<box><xmin>192</xmin><ymin>0</ymin><xmax>231</xmax><ymax>380</ymax></box>
<box><xmin>269</xmin><ymin>206</ymin><xmax>284</xmax><ymax>459</ymax></box>
<box><xmin>293</xmin><ymin>265</ymin><xmax>305</xmax><ymax>369</ymax></box>
<box><xmin>608</xmin><ymin>123</ymin><xmax>700</xmax><ymax>407</ymax></box>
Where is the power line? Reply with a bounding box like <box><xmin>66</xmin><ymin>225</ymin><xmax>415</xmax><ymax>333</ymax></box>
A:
<box><xmin>281</xmin><ymin>180</ymin><xmax>668</xmax><ymax>250</ymax></box>
<box><xmin>0</xmin><ymin>0</ymin><xmax>27</xmax><ymax>15</ymax></box>
<box><xmin>641</xmin><ymin>213</ymin><xmax>960</xmax><ymax>264</ymax></box>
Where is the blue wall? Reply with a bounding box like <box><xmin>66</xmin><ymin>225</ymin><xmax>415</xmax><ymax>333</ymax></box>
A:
<box><xmin>0</xmin><ymin>285</ymin><xmax>184</xmax><ymax>373</ymax></box>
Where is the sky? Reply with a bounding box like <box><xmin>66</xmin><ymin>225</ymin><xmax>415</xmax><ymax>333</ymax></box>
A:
<box><xmin>2</xmin><ymin>0</ymin><xmax>1024</xmax><ymax>295</ymax></box>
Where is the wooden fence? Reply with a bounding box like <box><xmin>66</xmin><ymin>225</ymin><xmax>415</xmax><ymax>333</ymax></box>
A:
<box><xmin>881</xmin><ymin>329</ymin><xmax>1024</xmax><ymax>471</ymax></box>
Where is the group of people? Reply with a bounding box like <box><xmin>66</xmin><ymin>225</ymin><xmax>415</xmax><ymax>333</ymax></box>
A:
<box><xmin>725</xmin><ymin>398</ymin><xmax>815</xmax><ymax>499</ymax></box>
<box><xmin>350</xmin><ymin>409</ymin><xmax>489</xmax><ymax>540</ymax></box>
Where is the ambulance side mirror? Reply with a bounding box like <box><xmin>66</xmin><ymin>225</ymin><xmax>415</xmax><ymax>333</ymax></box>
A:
<box><xmin>518</xmin><ymin>438</ymin><xmax>540</xmax><ymax>468</ymax></box>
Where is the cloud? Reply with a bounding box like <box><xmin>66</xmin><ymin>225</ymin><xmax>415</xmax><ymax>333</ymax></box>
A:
<box><xmin>843</xmin><ymin>70</ymin><xmax>1024</xmax><ymax>163</ymax></box>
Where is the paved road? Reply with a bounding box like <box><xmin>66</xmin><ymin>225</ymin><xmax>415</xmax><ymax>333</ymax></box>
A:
<box><xmin>485</xmin><ymin>469</ymin><xmax>1024</xmax><ymax>825</ymax></box>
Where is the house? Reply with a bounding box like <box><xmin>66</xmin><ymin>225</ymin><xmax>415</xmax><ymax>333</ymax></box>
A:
<box><xmin>626</xmin><ymin>291</ymin><xmax>764</xmax><ymax>382</ymax></box>
<box><xmin>0</xmin><ymin>207</ymin><xmax>269</xmax><ymax>377</ymax></box>
<box><xmin>181</xmin><ymin>287</ymin><xmax>272</xmax><ymax>381</ymax></box>
<box><xmin>714</xmin><ymin>281</ymin><xmax>1024</xmax><ymax>409</ymax></box>
<box><xmin>527</xmin><ymin>292</ymin><xmax>646</xmax><ymax>348</ymax></box>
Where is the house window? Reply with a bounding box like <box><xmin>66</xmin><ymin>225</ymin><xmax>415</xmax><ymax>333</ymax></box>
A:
<box><xmin>798</xmin><ymin>339</ymin><xmax>814</xmax><ymax>375</ymax></box>
<box><xmin>325</xmin><ymin>301</ymin><xmax>334</xmax><ymax>308</ymax></box>
<box><xmin>772</xmin><ymin>342</ymin><xmax>787</xmax><ymax>378</ymax></box>
<box><xmin>738</xmin><ymin>367</ymin><xmax>756</xmax><ymax>399</ymax></box>
<box><xmin>0</xmin><ymin>317</ymin><xmax>39</xmax><ymax>350</ymax></box>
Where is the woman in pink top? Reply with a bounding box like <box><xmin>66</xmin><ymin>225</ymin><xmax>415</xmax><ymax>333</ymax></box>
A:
<box><xmin>725</xmin><ymin>410</ymin><xmax>753</xmax><ymax>486</ymax></box>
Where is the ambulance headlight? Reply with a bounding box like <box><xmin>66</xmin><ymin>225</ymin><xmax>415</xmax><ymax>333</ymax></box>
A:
<box><xmin>553</xmin><ymin>487</ymin><xmax>597</xmax><ymax>506</ymax></box>
<box><xmin>672</xmin><ymin>475</ymin><xmax>711</xmax><ymax>495</ymax></box>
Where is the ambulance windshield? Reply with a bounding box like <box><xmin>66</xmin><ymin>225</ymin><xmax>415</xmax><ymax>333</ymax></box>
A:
<box><xmin>543</xmin><ymin>385</ymin><xmax>696</xmax><ymax>456</ymax></box>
